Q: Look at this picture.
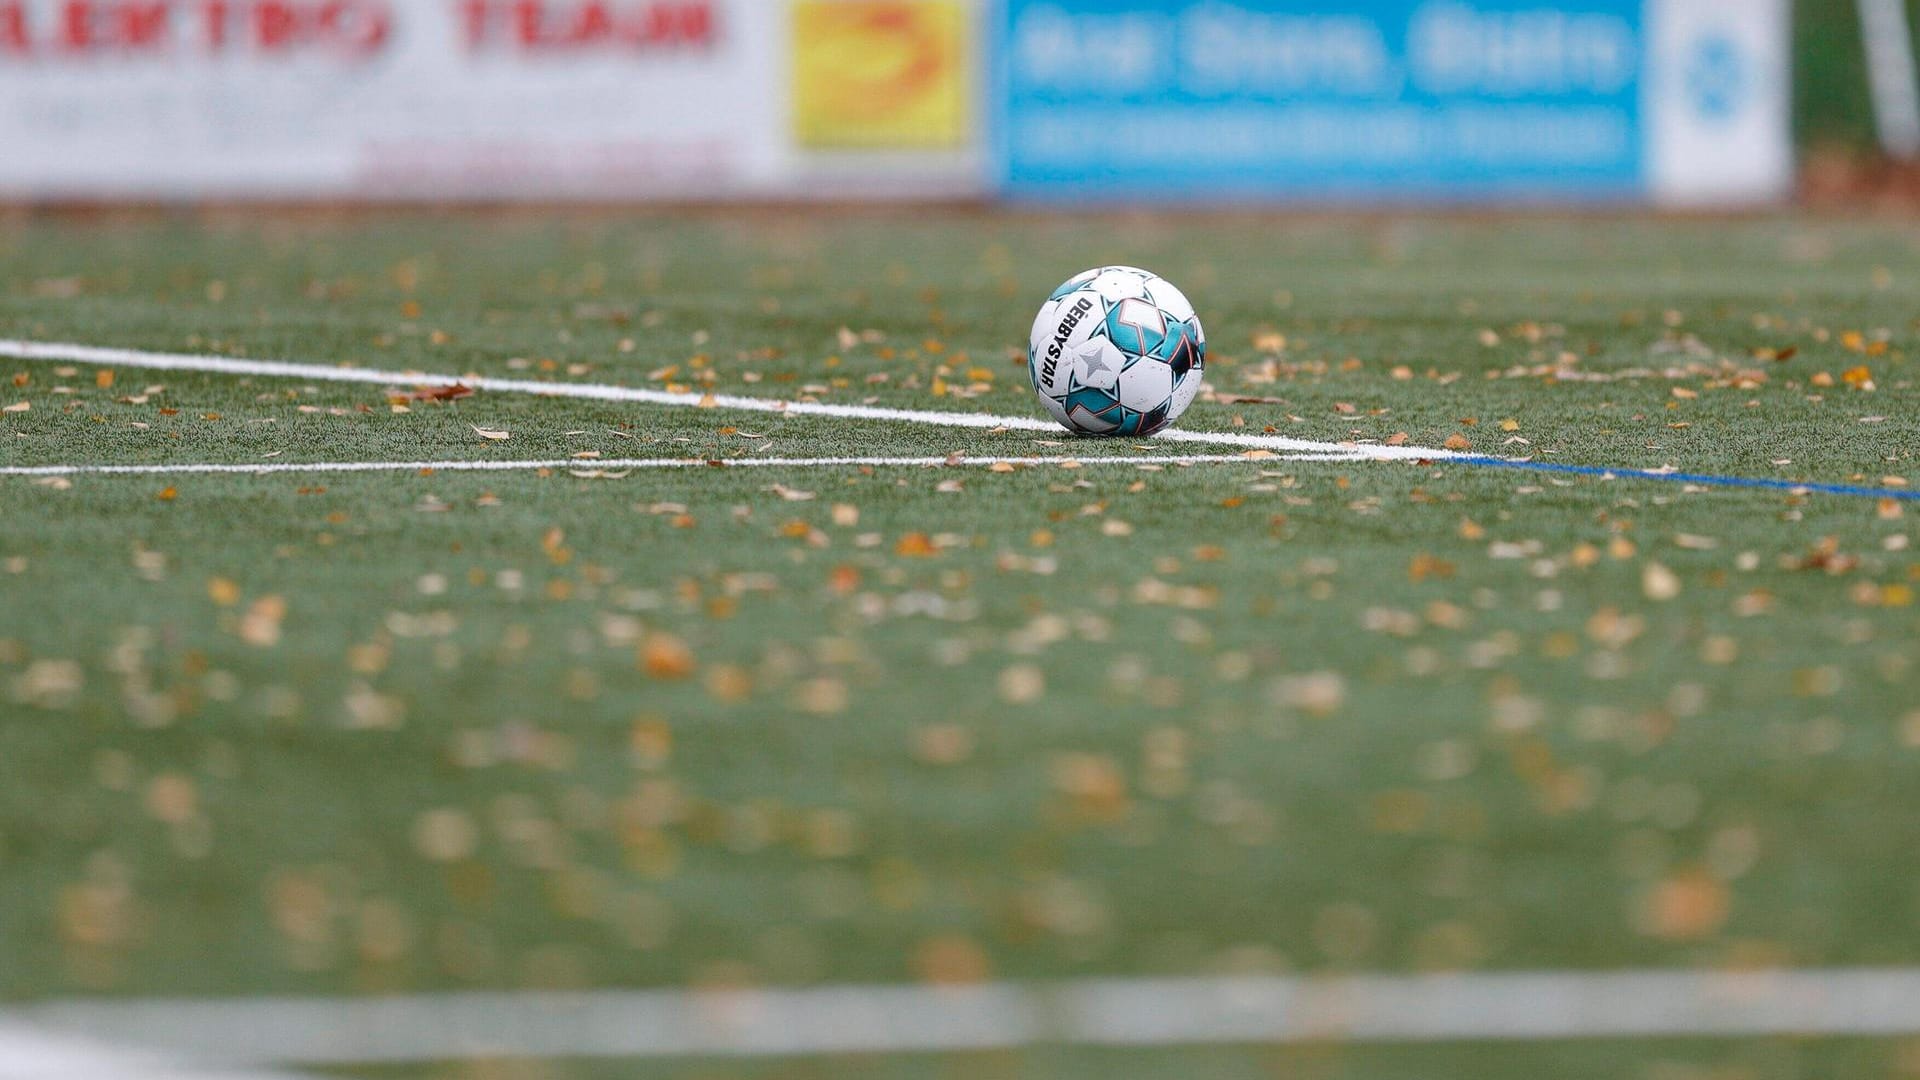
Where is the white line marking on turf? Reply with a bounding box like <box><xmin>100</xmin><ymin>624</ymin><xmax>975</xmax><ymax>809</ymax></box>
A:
<box><xmin>0</xmin><ymin>453</ymin><xmax>1366</xmax><ymax>478</ymax></box>
<box><xmin>19</xmin><ymin>969</ymin><xmax>1920</xmax><ymax>1066</ymax></box>
<box><xmin>0</xmin><ymin>1018</ymin><xmax>317</xmax><ymax>1080</ymax></box>
<box><xmin>0</xmin><ymin>338</ymin><xmax>1456</xmax><ymax>461</ymax></box>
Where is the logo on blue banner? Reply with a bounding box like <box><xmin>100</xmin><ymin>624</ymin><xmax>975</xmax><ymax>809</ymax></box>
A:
<box><xmin>999</xmin><ymin>0</ymin><xmax>1671</xmax><ymax>199</ymax></box>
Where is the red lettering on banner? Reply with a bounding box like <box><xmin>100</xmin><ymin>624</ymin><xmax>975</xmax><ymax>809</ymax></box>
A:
<box><xmin>466</xmin><ymin>0</ymin><xmax>713</xmax><ymax>51</ymax></box>
<box><xmin>317</xmin><ymin>0</ymin><xmax>387</xmax><ymax>52</ymax></box>
<box><xmin>0</xmin><ymin>2</ymin><xmax>29</xmax><ymax>52</ymax></box>
<box><xmin>455</xmin><ymin>0</ymin><xmax>485</xmax><ymax>48</ymax></box>
<box><xmin>116</xmin><ymin>1</ymin><xmax>170</xmax><ymax>47</ymax></box>
<box><xmin>61</xmin><ymin>1</ymin><xmax>95</xmax><ymax>48</ymax></box>
<box><xmin>212</xmin><ymin>0</ymin><xmax>389</xmax><ymax>55</ymax></box>
<box><xmin>253</xmin><ymin>0</ymin><xmax>296</xmax><ymax>47</ymax></box>
<box><xmin>200</xmin><ymin>0</ymin><xmax>227</xmax><ymax>48</ymax></box>
<box><xmin>0</xmin><ymin>0</ymin><xmax>387</xmax><ymax>56</ymax></box>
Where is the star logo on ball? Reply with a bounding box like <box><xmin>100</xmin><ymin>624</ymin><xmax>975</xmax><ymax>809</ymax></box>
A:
<box><xmin>1075</xmin><ymin>339</ymin><xmax>1119</xmax><ymax>389</ymax></box>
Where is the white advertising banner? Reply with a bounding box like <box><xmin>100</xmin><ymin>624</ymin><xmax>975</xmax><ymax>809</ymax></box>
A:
<box><xmin>0</xmin><ymin>0</ymin><xmax>986</xmax><ymax>198</ymax></box>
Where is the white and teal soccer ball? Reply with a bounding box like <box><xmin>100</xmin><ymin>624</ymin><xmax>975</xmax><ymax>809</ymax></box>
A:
<box><xmin>1027</xmin><ymin>265</ymin><xmax>1206</xmax><ymax>437</ymax></box>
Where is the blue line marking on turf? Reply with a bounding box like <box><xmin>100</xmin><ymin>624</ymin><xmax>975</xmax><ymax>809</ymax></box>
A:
<box><xmin>1454</xmin><ymin>456</ymin><xmax>1920</xmax><ymax>501</ymax></box>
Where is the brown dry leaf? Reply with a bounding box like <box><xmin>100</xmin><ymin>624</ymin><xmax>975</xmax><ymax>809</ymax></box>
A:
<box><xmin>768</xmin><ymin>484</ymin><xmax>815</xmax><ymax>502</ymax></box>
<box><xmin>207</xmin><ymin>577</ymin><xmax>241</xmax><ymax>607</ymax></box>
<box><xmin>144</xmin><ymin>773</ymin><xmax>197</xmax><ymax>825</ymax></box>
<box><xmin>1641</xmin><ymin>869</ymin><xmax>1730</xmax><ymax>940</ymax></box>
<box><xmin>1443</xmin><ymin>434</ymin><xmax>1472</xmax><ymax>451</ymax></box>
<box><xmin>405</xmin><ymin>384</ymin><xmax>474</xmax><ymax>402</ymax></box>
<box><xmin>412</xmin><ymin>809</ymin><xmax>478</xmax><ymax>862</ymax></box>
<box><xmin>1385</xmin><ymin>432</ymin><xmax>1410</xmax><ymax>446</ymax></box>
<box><xmin>793</xmin><ymin>677</ymin><xmax>849</xmax><ymax>715</ymax></box>
<box><xmin>913</xmin><ymin>934</ymin><xmax>992</xmax><ymax>986</ymax></box>
<box><xmin>895</xmin><ymin>533</ymin><xmax>938</xmax><ymax>557</ymax></box>
<box><xmin>830</xmin><ymin>504</ymin><xmax>859</xmax><ymax>527</ymax></box>
<box><xmin>913</xmin><ymin>723</ymin><xmax>975</xmax><ymax>765</ymax></box>
<box><xmin>640</xmin><ymin>633</ymin><xmax>695</xmax><ymax>679</ymax></box>
<box><xmin>157</xmin><ymin>487</ymin><xmax>178</xmax><ymax>502</ymax></box>
<box><xmin>2</xmin><ymin>401</ymin><xmax>29</xmax><ymax>413</ymax></box>
<box><xmin>469</xmin><ymin>424</ymin><xmax>510</xmax><ymax>441</ymax></box>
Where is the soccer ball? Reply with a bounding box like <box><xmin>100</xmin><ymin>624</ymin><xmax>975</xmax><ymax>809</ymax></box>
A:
<box><xmin>1027</xmin><ymin>265</ymin><xmax>1206</xmax><ymax>437</ymax></box>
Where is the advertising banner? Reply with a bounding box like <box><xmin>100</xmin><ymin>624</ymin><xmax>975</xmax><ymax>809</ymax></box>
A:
<box><xmin>0</xmin><ymin>0</ymin><xmax>988</xmax><ymax>198</ymax></box>
<box><xmin>779</xmin><ymin>0</ymin><xmax>984</xmax><ymax>196</ymax></box>
<box><xmin>997</xmin><ymin>0</ymin><xmax>1791</xmax><ymax>204</ymax></box>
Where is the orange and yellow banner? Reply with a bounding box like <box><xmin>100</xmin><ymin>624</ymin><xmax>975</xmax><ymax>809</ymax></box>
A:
<box><xmin>791</xmin><ymin>1</ymin><xmax>969</xmax><ymax>149</ymax></box>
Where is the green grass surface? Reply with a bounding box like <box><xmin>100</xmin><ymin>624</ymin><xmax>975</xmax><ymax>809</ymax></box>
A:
<box><xmin>323</xmin><ymin>1036</ymin><xmax>1920</xmax><ymax>1080</ymax></box>
<box><xmin>3</xmin><ymin>212</ymin><xmax>1919</xmax><ymax>1078</ymax></box>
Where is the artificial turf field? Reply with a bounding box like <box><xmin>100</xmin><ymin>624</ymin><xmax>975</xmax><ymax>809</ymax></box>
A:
<box><xmin>2</xmin><ymin>211</ymin><xmax>1920</xmax><ymax>1079</ymax></box>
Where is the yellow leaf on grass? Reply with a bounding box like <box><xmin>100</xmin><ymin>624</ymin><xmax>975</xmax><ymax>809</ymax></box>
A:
<box><xmin>1642</xmin><ymin>561</ymin><xmax>1681</xmax><ymax>601</ymax></box>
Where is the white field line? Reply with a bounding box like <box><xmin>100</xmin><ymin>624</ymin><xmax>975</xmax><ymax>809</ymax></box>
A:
<box><xmin>0</xmin><ymin>338</ymin><xmax>1457</xmax><ymax>461</ymax></box>
<box><xmin>0</xmin><ymin>1018</ymin><xmax>317</xmax><ymax>1080</ymax></box>
<box><xmin>18</xmin><ymin>969</ymin><xmax>1920</xmax><ymax>1066</ymax></box>
<box><xmin>0</xmin><ymin>453</ymin><xmax>1365</xmax><ymax>478</ymax></box>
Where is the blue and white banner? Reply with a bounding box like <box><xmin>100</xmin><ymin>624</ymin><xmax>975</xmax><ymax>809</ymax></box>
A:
<box><xmin>997</xmin><ymin>0</ymin><xmax>1790</xmax><ymax>204</ymax></box>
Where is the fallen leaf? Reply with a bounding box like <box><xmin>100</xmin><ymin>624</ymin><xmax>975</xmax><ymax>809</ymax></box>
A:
<box><xmin>998</xmin><ymin>664</ymin><xmax>1045</xmax><ymax>704</ymax></box>
<box><xmin>403</xmin><ymin>384</ymin><xmax>474</xmax><ymax>402</ymax></box>
<box><xmin>895</xmin><ymin>533</ymin><xmax>938</xmax><ymax>557</ymax></box>
<box><xmin>1642</xmin><ymin>561</ymin><xmax>1681</xmax><ymax>601</ymax></box>
<box><xmin>640</xmin><ymin>633</ymin><xmax>695</xmax><ymax>679</ymax></box>
<box><xmin>470</xmin><ymin>424</ymin><xmax>510</xmax><ymax>441</ymax></box>
<box><xmin>1642</xmin><ymin>868</ymin><xmax>1729</xmax><ymax>940</ymax></box>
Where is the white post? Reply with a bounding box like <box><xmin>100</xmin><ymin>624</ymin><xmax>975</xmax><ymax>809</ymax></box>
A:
<box><xmin>1858</xmin><ymin>0</ymin><xmax>1920</xmax><ymax>157</ymax></box>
